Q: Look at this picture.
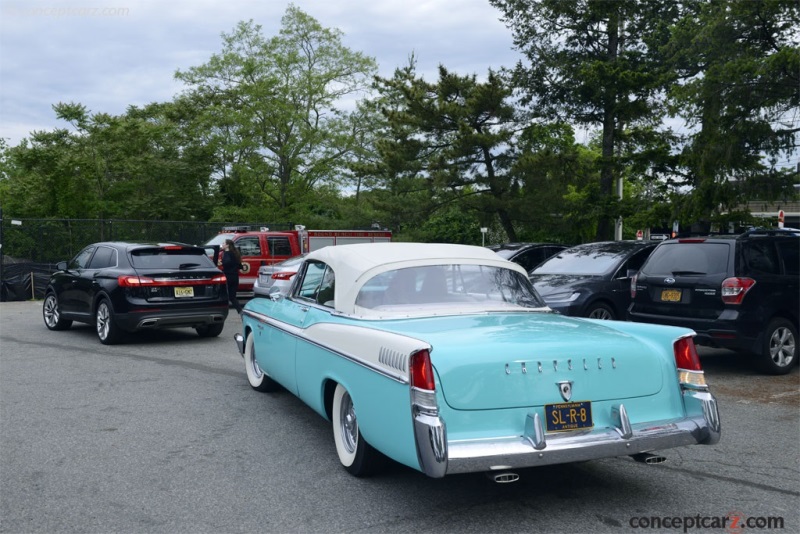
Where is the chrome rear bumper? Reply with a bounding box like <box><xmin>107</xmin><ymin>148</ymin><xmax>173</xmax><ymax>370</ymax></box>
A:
<box><xmin>414</xmin><ymin>389</ymin><xmax>720</xmax><ymax>478</ymax></box>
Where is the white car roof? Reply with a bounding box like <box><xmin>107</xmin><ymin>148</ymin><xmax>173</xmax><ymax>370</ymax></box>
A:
<box><xmin>305</xmin><ymin>243</ymin><xmax>529</xmax><ymax>316</ymax></box>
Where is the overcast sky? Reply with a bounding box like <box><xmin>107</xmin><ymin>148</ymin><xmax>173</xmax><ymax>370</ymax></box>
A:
<box><xmin>0</xmin><ymin>0</ymin><xmax>525</xmax><ymax>147</ymax></box>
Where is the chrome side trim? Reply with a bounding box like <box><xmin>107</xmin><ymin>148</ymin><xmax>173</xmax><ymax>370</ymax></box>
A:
<box><xmin>240</xmin><ymin>309</ymin><xmax>409</xmax><ymax>384</ymax></box>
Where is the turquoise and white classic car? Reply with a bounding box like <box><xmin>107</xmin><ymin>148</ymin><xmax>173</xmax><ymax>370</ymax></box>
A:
<box><xmin>235</xmin><ymin>243</ymin><xmax>721</xmax><ymax>481</ymax></box>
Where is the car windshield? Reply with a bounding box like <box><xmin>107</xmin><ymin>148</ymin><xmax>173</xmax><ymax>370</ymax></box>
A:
<box><xmin>355</xmin><ymin>264</ymin><xmax>546</xmax><ymax>310</ymax></box>
<box><xmin>533</xmin><ymin>245</ymin><xmax>634</xmax><ymax>275</ymax></box>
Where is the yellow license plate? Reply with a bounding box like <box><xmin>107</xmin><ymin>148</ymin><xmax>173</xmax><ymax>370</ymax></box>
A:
<box><xmin>661</xmin><ymin>289</ymin><xmax>682</xmax><ymax>302</ymax></box>
<box><xmin>545</xmin><ymin>401</ymin><xmax>593</xmax><ymax>432</ymax></box>
<box><xmin>174</xmin><ymin>286</ymin><xmax>194</xmax><ymax>298</ymax></box>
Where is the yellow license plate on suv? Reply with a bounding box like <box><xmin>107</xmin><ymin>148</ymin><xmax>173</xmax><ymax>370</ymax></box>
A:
<box><xmin>174</xmin><ymin>287</ymin><xmax>194</xmax><ymax>298</ymax></box>
<box><xmin>545</xmin><ymin>401</ymin><xmax>593</xmax><ymax>432</ymax></box>
<box><xmin>661</xmin><ymin>289</ymin><xmax>682</xmax><ymax>302</ymax></box>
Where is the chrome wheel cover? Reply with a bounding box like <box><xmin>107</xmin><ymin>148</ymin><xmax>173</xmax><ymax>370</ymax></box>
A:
<box><xmin>247</xmin><ymin>346</ymin><xmax>263</xmax><ymax>379</ymax></box>
<box><xmin>338</xmin><ymin>391</ymin><xmax>358</xmax><ymax>454</ymax></box>
<box><xmin>769</xmin><ymin>326</ymin><xmax>796</xmax><ymax>368</ymax></box>
<box><xmin>96</xmin><ymin>302</ymin><xmax>111</xmax><ymax>340</ymax></box>
<box><xmin>43</xmin><ymin>295</ymin><xmax>59</xmax><ymax>327</ymax></box>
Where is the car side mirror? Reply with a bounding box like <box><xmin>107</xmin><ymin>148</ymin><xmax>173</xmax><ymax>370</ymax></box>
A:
<box><xmin>56</xmin><ymin>261</ymin><xmax>68</xmax><ymax>271</ymax></box>
<box><xmin>269</xmin><ymin>286</ymin><xmax>283</xmax><ymax>301</ymax></box>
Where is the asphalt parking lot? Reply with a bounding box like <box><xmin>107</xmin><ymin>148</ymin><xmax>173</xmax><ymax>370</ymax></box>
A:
<box><xmin>1</xmin><ymin>300</ymin><xmax>798</xmax><ymax>534</ymax></box>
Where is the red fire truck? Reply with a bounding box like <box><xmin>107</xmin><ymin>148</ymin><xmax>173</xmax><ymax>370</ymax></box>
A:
<box><xmin>204</xmin><ymin>225</ymin><xmax>392</xmax><ymax>294</ymax></box>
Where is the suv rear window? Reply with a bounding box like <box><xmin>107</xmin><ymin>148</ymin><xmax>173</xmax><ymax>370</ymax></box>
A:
<box><xmin>130</xmin><ymin>248</ymin><xmax>214</xmax><ymax>269</ymax></box>
<box><xmin>641</xmin><ymin>242</ymin><xmax>730</xmax><ymax>275</ymax></box>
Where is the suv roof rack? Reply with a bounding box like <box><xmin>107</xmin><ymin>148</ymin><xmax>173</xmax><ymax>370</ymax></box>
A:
<box><xmin>742</xmin><ymin>228</ymin><xmax>799</xmax><ymax>237</ymax></box>
<box><xmin>674</xmin><ymin>227</ymin><xmax>797</xmax><ymax>239</ymax></box>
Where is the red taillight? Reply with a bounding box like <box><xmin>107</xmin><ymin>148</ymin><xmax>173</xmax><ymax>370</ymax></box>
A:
<box><xmin>118</xmin><ymin>275</ymin><xmax>227</xmax><ymax>287</ymax></box>
<box><xmin>630</xmin><ymin>273</ymin><xmax>638</xmax><ymax>299</ymax></box>
<box><xmin>272</xmin><ymin>271</ymin><xmax>297</xmax><ymax>281</ymax></box>
<box><xmin>674</xmin><ymin>336</ymin><xmax>702</xmax><ymax>371</ymax></box>
<box><xmin>410</xmin><ymin>349</ymin><xmax>435</xmax><ymax>391</ymax></box>
<box><xmin>673</xmin><ymin>336</ymin><xmax>708</xmax><ymax>388</ymax></box>
<box><xmin>162</xmin><ymin>245</ymin><xmax>183</xmax><ymax>250</ymax></box>
<box><xmin>721</xmin><ymin>277</ymin><xmax>755</xmax><ymax>305</ymax></box>
<box><xmin>118</xmin><ymin>275</ymin><xmax>155</xmax><ymax>287</ymax></box>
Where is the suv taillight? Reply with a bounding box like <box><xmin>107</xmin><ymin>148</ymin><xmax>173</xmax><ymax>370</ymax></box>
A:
<box><xmin>630</xmin><ymin>273</ymin><xmax>638</xmax><ymax>299</ymax></box>
<box><xmin>721</xmin><ymin>277</ymin><xmax>756</xmax><ymax>305</ymax></box>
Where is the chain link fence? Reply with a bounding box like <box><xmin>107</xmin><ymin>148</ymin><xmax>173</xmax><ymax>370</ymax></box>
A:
<box><xmin>0</xmin><ymin>217</ymin><xmax>292</xmax><ymax>300</ymax></box>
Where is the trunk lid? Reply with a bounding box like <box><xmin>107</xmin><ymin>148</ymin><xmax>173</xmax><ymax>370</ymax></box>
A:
<box><xmin>380</xmin><ymin>313</ymin><xmax>666</xmax><ymax>410</ymax></box>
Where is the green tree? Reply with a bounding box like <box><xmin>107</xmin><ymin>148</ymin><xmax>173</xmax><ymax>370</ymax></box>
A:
<box><xmin>665</xmin><ymin>0</ymin><xmax>800</xmax><ymax>222</ymax></box>
<box><xmin>174</xmin><ymin>6</ymin><xmax>378</xmax><ymax>222</ymax></box>
<box><xmin>370</xmin><ymin>63</ymin><xmax>526</xmax><ymax>241</ymax></box>
<box><xmin>3</xmin><ymin>102</ymin><xmax>215</xmax><ymax>221</ymax></box>
<box><xmin>490</xmin><ymin>0</ymin><xmax>680</xmax><ymax>240</ymax></box>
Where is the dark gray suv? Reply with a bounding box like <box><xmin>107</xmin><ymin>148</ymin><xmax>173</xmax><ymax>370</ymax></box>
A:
<box><xmin>628</xmin><ymin>229</ymin><xmax>799</xmax><ymax>374</ymax></box>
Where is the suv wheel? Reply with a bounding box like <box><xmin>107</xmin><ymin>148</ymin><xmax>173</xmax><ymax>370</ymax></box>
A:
<box><xmin>586</xmin><ymin>302</ymin><xmax>615</xmax><ymax>320</ymax></box>
<box><xmin>96</xmin><ymin>299</ymin><xmax>123</xmax><ymax>345</ymax></box>
<box><xmin>756</xmin><ymin>318</ymin><xmax>797</xmax><ymax>375</ymax></box>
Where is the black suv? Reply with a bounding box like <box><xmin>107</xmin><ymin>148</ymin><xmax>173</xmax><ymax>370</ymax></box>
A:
<box><xmin>628</xmin><ymin>230</ymin><xmax>799</xmax><ymax>374</ymax></box>
<box><xmin>43</xmin><ymin>242</ymin><xmax>230</xmax><ymax>344</ymax></box>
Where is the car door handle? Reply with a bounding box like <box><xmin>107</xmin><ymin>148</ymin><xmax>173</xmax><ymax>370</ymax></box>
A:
<box><xmin>299</xmin><ymin>306</ymin><xmax>309</xmax><ymax>312</ymax></box>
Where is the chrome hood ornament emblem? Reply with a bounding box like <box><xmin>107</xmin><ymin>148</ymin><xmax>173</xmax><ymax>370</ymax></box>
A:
<box><xmin>557</xmin><ymin>380</ymin><xmax>573</xmax><ymax>402</ymax></box>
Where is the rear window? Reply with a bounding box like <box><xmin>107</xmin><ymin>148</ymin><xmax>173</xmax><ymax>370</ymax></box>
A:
<box><xmin>641</xmin><ymin>242</ymin><xmax>730</xmax><ymax>276</ymax></box>
<box><xmin>355</xmin><ymin>264</ymin><xmax>546</xmax><ymax>310</ymax></box>
<box><xmin>130</xmin><ymin>247</ymin><xmax>215</xmax><ymax>269</ymax></box>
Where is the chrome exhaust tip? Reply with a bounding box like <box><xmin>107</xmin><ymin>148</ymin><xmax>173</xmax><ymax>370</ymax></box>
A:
<box><xmin>631</xmin><ymin>452</ymin><xmax>667</xmax><ymax>465</ymax></box>
<box><xmin>487</xmin><ymin>472</ymin><xmax>520</xmax><ymax>483</ymax></box>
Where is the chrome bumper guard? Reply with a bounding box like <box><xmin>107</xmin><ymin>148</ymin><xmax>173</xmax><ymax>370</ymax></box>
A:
<box><xmin>413</xmin><ymin>388</ymin><xmax>720</xmax><ymax>478</ymax></box>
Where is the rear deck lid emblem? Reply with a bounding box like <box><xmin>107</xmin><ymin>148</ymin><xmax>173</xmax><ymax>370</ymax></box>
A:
<box><xmin>557</xmin><ymin>381</ymin><xmax>573</xmax><ymax>402</ymax></box>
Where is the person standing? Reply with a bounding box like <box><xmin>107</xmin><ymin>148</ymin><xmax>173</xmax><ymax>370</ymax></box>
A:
<box><xmin>220</xmin><ymin>239</ymin><xmax>243</xmax><ymax>314</ymax></box>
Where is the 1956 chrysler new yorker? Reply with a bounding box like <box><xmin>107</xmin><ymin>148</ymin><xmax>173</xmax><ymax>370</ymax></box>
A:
<box><xmin>234</xmin><ymin>243</ymin><xmax>720</xmax><ymax>480</ymax></box>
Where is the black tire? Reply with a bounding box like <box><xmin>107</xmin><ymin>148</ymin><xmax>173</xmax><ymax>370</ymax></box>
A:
<box><xmin>755</xmin><ymin>318</ymin><xmax>798</xmax><ymax>375</ymax></box>
<box><xmin>95</xmin><ymin>298</ymin><xmax>123</xmax><ymax>345</ymax></box>
<box><xmin>42</xmin><ymin>292</ymin><xmax>72</xmax><ymax>330</ymax></box>
<box><xmin>244</xmin><ymin>333</ymin><xmax>279</xmax><ymax>392</ymax></box>
<box><xmin>196</xmin><ymin>323</ymin><xmax>224</xmax><ymax>338</ymax></box>
<box><xmin>586</xmin><ymin>302</ymin><xmax>615</xmax><ymax>320</ymax></box>
<box><xmin>332</xmin><ymin>383</ymin><xmax>385</xmax><ymax>477</ymax></box>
